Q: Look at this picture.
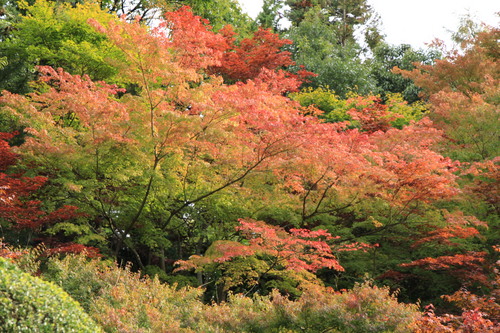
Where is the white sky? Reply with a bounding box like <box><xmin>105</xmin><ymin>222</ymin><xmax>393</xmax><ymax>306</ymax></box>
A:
<box><xmin>238</xmin><ymin>0</ymin><xmax>499</xmax><ymax>49</ymax></box>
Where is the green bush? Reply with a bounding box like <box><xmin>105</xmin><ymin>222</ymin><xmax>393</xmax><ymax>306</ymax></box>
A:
<box><xmin>0</xmin><ymin>257</ymin><xmax>102</xmax><ymax>332</ymax></box>
<box><xmin>43</xmin><ymin>254</ymin><xmax>114</xmax><ymax>313</ymax></box>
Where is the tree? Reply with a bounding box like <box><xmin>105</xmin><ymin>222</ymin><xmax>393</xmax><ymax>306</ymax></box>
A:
<box><xmin>324</xmin><ymin>0</ymin><xmax>374</xmax><ymax>47</ymax></box>
<box><xmin>208</xmin><ymin>26</ymin><xmax>294</xmax><ymax>83</ymax></box>
<box><xmin>175</xmin><ymin>218</ymin><xmax>374</xmax><ymax>300</ymax></box>
<box><xmin>256</xmin><ymin>0</ymin><xmax>284</xmax><ymax>31</ymax></box>
<box><xmin>285</xmin><ymin>7</ymin><xmax>376</xmax><ymax>97</ymax></box>
<box><xmin>370</xmin><ymin>43</ymin><xmax>440</xmax><ymax>103</ymax></box>
<box><xmin>394</xmin><ymin>26</ymin><xmax>499</xmax><ymax>99</ymax></box>
<box><xmin>1</xmin><ymin>7</ymin><xmax>324</xmax><ymax>270</ymax></box>
<box><xmin>176</xmin><ymin>0</ymin><xmax>255</xmax><ymax>34</ymax></box>
<box><xmin>0</xmin><ymin>131</ymin><xmax>100</xmax><ymax>255</ymax></box>
<box><xmin>283</xmin><ymin>0</ymin><xmax>381</xmax><ymax>47</ymax></box>
<box><xmin>1</xmin><ymin>7</ymin><xmax>483</xmax><ymax>309</ymax></box>
<box><xmin>0</xmin><ymin>0</ymin><xmax>121</xmax><ymax>94</ymax></box>
<box><xmin>163</xmin><ymin>6</ymin><xmax>312</xmax><ymax>88</ymax></box>
<box><xmin>397</xmin><ymin>210</ymin><xmax>490</xmax><ymax>288</ymax></box>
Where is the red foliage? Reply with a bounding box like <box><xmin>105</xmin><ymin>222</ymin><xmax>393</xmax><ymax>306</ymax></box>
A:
<box><xmin>401</xmin><ymin>252</ymin><xmax>489</xmax><ymax>286</ymax></box>
<box><xmin>161</xmin><ymin>6</ymin><xmax>313</xmax><ymax>90</ymax></box>
<box><xmin>209</xmin><ymin>26</ymin><xmax>294</xmax><ymax>82</ymax></box>
<box><xmin>161</xmin><ymin>6</ymin><xmax>228</xmax><ymax>69</ymax></box>
<box><xmin>367</xmin><ymin>119</ymin><xmax>460</xmax><ymax>207</ymax></box>
<box><xmin>464</xmin><ymin>157</ymin><xmax>500</xmax><ymax>213</ymax></box>
<box><xmin>401</xmin><ymin>252</ymin><xmax>487</xmax><ymax>271</ymax></box>
<box><xmin>443</xmin><ymin>289</ymin><xmax>500</xmax><ymax>324</ymax></box>
<box><xmin>177</xmin><ymin>219</ymin><xmax>376</xmax><ymax>274</ymax></box>
<box><xmin>397</xmin><ymin>208</ymin><xmax>490</xmax><ymax>287</ymax></box>
<box><xmin>236</xmin><ymin>218</ymin><xmax>345</xmax><ymax>272</ymax></box>
<box><xmin>0</xmin><ymin>131</ymin><xmax>18</xmax><ymax>169</ymax></box>
<box><xmin>415</xmin><ymin>304</ymin><xmax>498</xmax><ymax>332</ymax></box>
<box><xmin>0</xmin><ymin>132</ymin><xmax>83</xmax><ymax>230</ymax></box>
<box><xmin>416</xmin><ymin>272</ymin><xmax>500</xmax><ymax>332</ymax></box>
<box><xmin>0</xmin><ymin>239</ymin><xmax>27</xmax><ymax>260</ymax></box>
<box><xmin>412</xmin><ymin>210</ymin><xmax>486</xmax><ymax>248</ymax></box>
<box><xmin>347</xmin><ymin>96</ymin><xmax>402</xmax><ymax>133</ymax></box>
<box><xmin>45</xmin><ymin>242</ymin><xmax>101</xmax><ymax>258</ymax></box>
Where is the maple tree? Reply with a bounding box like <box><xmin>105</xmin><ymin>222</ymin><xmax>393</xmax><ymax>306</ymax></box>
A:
<box><xmin>384</xmin><ymin>26</ymin><xmax>498</xmax><ymax>305</ymax></box>
<box><xmin>394</xmin><ymin>26</ymin><xmax>499</xmax><ymax>162</ymax></box>
<box><xmin>164</xmin><ymin>6</ymin><xmax>312</xmax><ymax>87</ymax></box>
<box><xmin>0</xmin><ymin>131</ymin><xmax>100</xmax><ymax>257</ymax></box>
<box><xmin>175</xmin><ymin>218</ymin><xmax>375</xmax><ymax>300</ymax></box>
<box><xmin>394</xmin><ymin>27</ymin><xmax>499</xmax><ymax>99</ymax></box>
<box><xmin>0</xmin><ymin>4</ymin><xmax>494</xmax><ymax>314</ymax></box>
<box><xmin>1</xmin><ymin>8</ymin><xmax>325</xmax><ymax>271</ymax></box>
<box><xmin>209</xmin><ymin>26</ymin><xmax>295</xmax><ymax>83</ymax></box>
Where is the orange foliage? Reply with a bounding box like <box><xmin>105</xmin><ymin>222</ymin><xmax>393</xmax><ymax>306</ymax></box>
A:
<box><xmin>176</xmin><ymin>219</ymin><xmax>357</xmax><ymax>273</ymax></box>
<box><xmin>347</xmin><ymin>96</ymin><xmax>402</xmax><ymax>133</ymax></box>
<box><xmin>161</xmin><ymin>6</ymin><xmax>313</xmax><ymax>89</ymax></box>
<box><xmin>237</xmin><ymin>218</ymin><xmax>345</xmax><ymax>272</ymax></box>
<box><xmin>401</xmin><ymin>252</ymin><xmax>487</xmax><ymax>271</ymax></box>
<box><xmin>401</xmin><ymin>252</ymin><xmax>489</xmax><ymax>287</ymax></box>
<box><xmin>415</xmin><ymin>304</ymin><xmax>498</xmax><ymax>332</ymax></box>
<box><xmin>161</xmin><ymin>6</ymin><xmax>228</xmax><ymax>69</ymax></box>
<box><xmin>394</xmin><ymin>27</ymin><xmax>499</xmax><ymax>98</ymax></box>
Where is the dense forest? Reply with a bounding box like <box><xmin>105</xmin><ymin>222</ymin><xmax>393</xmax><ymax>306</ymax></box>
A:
<box><xmin>0</xmin><ymin>0</ymin><xmax>498</xmax><ymax>331</ymax></box>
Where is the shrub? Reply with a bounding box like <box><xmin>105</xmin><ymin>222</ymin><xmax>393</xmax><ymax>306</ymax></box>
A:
<box><xmin>44</xmin><ymin>254</ymin><xmax>207</xmax><ymax>332</ymax></box>
<box><xmin>42</xmin><ymin>254</ymin><xmax>422</xmax><ymax>332</ymax></box>
<box><xmin>202</xmin><ymin>282</ymin><xmax>421</xmax><ymax>332</ymax></box>
<box><xmin>43</xmin><ymin>254</ymin><xmax>114</xmax><ymax>312</ymax></box>
<box><xmin>0</xmin><ymin>257</ymin><xmax>102</xmax><ymax>332</ymax></box>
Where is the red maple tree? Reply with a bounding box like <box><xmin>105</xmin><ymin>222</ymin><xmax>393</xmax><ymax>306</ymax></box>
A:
<box><xmin>0</xmin><ymin>132</ymin><xmax>99</xmax><ymax>256</ymax></box>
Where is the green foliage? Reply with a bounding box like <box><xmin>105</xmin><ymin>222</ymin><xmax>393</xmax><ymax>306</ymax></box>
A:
<box><xmin>290</xmin><ymin>86</ymin><xmax>350</xmax><ymax>122</ymax></box>
<box><xmin>0</xmin><ymin>257</ymin><xmax>102</xmax><ymax>332</ymax></box>
<box><xmin>143</xmin><ymin>264</ymin><xmax>198</xmax><ymax>287</ymax></box>
<box><xmin>256</xmin><ymin>0</ymin><xmax>284</xmax><ymax>31</ymax></box>
<box><xmin>184</xmin><ymin>0</ymin><xmax>256</xmax><ymax>35</ymax></box>
<box><xmin>370</xmin><ymin>43</ymin><xmax>440</xmax><ymax>103</ymax></box>
<box><xmin>285</xmin><ymin>7</ymin><xmax>376</xmax><ymax>97</ymax></box>
<box><xmin>0</xmin><ymin>0</ymin><xmax>21</xmax><ymax>42</ymax></box>
<box><xmin>290</xmin><ymin>87</ymin><xmax>427</xmax><ymax>127</ymax></box>
<box><xmin>285</xmin><ymin>0</ymin><xmax>375</xmax><ymax>44</ymax></box>
<box><xmin>0</xmin><ymin>0</ymin><xmax>121</xmax><ymax>94</ymax></box>
<box><xmin>43</xmin><ymin>254</ymin><xmax>113</xmax><ymax>312</ymax></box>
<box><xmin>383</xmin><ymin>93</ymin><xmax>428</xmax><ymax>128</ymax></box>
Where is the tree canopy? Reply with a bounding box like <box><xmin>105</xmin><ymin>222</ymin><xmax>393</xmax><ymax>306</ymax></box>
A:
<box><xmin>0</xmin><ymin>1</ymin><xmax>498</xmax><ymax>330</ymax></box>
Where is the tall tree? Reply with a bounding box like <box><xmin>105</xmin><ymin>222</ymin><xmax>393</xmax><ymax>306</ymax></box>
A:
<box><xmin>285</xmin><ymin>7</ymin><xmax>376</xmax><ymax>96</ymax></box>
<box><xmin>284</xmin><ymin>0</ymin><xmax>380</xmax><ymax>47</ymax></box>
<box><xmin>370</xmin><ymin>43</ymin><xmax>440</xmax><ymax>103</ymax></box>
<box><xmin>256</xmin><ymin>0</ymin><xmax>284</xmax><ymax>31</ymax></box>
